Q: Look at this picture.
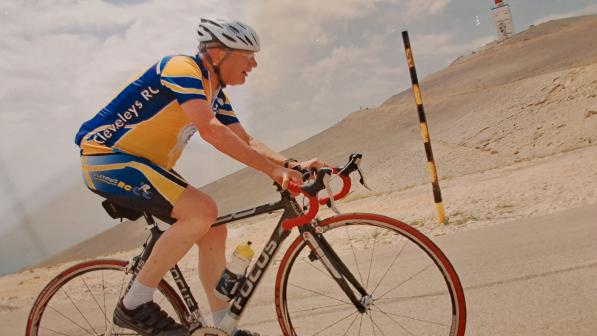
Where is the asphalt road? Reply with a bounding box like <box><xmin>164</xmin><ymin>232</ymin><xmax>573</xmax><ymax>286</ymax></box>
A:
<box><xmin>237</xmin><ymin>204</ymin><xmax>597</xmax><ymax>335</ymax></box>
<box><xmin>4</xmin><ymin>204</ymin><xmax>596</xmax><ymax>335</ymax></box>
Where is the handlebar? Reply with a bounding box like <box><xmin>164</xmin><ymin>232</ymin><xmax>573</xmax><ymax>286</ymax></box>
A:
<box><xmin>282</xmin><ymin>153</ymin><xmax>368</xmax><ymax>230</ymax></box>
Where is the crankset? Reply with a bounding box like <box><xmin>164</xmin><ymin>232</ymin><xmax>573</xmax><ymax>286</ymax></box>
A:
<box><xmin>189</xmin><ymin>326</ymin><xmax>229</xmax><ymax>336</ymax></box>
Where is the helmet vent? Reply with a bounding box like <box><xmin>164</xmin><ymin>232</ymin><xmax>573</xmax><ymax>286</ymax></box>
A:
<box><xmin>229</xmin><ymin>25</ymin><xmax>241</xmax><ymax>34</ymax></box>
<box><xmin>221</xmin><ymin>33</ymin><xmax>238</xmax><ymax>43</ymax></box>
<box><xmin>237</xmin><ymin>35</ymin><xmax>248</xmax><ymax>45</ymax></box>
<box><xmin>206</xmin><ymin>19</ymin><xmax>224</xmax><ymax>28</ymax></box>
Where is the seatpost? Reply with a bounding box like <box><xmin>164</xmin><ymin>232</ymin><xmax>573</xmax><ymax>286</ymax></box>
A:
<box><xmin>131</xmin><ymin>213</ymin><xmax>164</xmax><ymax>274</ymax></box>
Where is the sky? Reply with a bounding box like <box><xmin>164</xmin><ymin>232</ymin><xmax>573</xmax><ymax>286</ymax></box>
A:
<box><xmin>1</xmin><ymin>0</ymin><xmax>596</xmax><ymax>249</ymax></box>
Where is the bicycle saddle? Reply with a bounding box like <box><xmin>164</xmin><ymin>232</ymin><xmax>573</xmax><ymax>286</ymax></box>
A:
<box><xmin>101</xmin><ymin>200</ymin><xmax>178</xmax><ymax>224</ymax></box>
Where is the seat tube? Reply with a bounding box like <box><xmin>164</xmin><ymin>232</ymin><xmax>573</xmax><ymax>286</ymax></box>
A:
<box><xmin>170</xmin><ymin>264</ymin><xmax>206</xmax><ymax>326</ymax></box>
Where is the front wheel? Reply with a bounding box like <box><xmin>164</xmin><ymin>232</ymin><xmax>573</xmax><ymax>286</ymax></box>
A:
<box><xmin>26</xmin><ymin>259</ymin><xmax>188</xmax><ymax>336</ymax></box>
<box><xmin>275</xmin><ymin>213</ymin><xmax>466</xmax><ymax>336</ymax></box>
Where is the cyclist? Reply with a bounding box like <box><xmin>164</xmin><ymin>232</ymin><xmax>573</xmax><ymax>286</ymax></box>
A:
<box><xmin>75</xmin><ymin>18</ymin><xmax>324</xmax><ymax>336</ymax></box>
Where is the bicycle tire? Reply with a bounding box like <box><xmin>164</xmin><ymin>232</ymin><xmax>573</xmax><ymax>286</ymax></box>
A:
<box><xmin>26</xmin><ymin>258</ymin><xmax>188</xmax><ymax>336</ymax></box>
<box><xmin>275</xmin><ymin>213</ymin><xmax>466</xmax><ymax>336</ymax></box>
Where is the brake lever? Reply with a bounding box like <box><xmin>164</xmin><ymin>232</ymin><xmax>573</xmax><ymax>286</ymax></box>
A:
<box><xmin>322</xmin><ymin>173</ymin><xmax>341</xmax><ymax>214</ymax></box>
<box><xmin>356</xmin><ymin>163</ymin><xmax>372</xmax><ymax>191</ymax></box>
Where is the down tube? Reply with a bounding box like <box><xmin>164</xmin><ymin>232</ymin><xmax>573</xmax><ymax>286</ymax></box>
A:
<box><xmin>228</xmin><ymin>209</ymin><xmax>297</xmax><ymax>319</ymax></box>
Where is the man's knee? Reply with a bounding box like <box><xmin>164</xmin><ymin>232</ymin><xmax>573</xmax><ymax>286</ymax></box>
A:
<box><xmin>197</xmin><ymin>224</ymin><xmax>227</xmax><ymax>247</ymax></box>
<box><xmin>172</xmin><ymin>187</ymin><xmax>218</xmax><ymax>228</ymax></box>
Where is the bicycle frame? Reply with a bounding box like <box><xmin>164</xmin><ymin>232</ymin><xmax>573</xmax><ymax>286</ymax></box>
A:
<box><xmin>128</xmin><ymin>189</ymin><xmax>368</xmax><ymax>334</ymax></box>
<box><xmin>28</xmin><ymin>153</ymin><xmax>465</xmax><ymax>336</ymax></box>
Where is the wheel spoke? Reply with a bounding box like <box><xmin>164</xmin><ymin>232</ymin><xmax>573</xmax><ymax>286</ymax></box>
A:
<box><xmin>288</xmin><ymin>282</ymin><xmax>351</xmax><ymax>305</ymax></box>
<box><xmin>367</xmin><ymin>311</ymin><xmax>377</xmax><ymax>336</ymax></box>
<box><xmin>290</xmin><ymin>302</ymin><xmax>353</xmax><ymax>314</ymax></box>
<box><xmin>358</xmin><ymin>314</ymin><xmax>363</xmax><ymax>335</ymax></box>
<box><xmin>371</xmin><ymin>303</ymin><xmax>449</xmax><ymax>327</ymax></box>
<box><xmin>342</xmin><ymin>312</ymin><xmax>361</xmax><ymax>336</ymax></box>
<box><xmin>80</xmin><ymin>274</ymin><xmax>109</xmax><ymax>324</ymax></box>
<box><xmin>102</xmin><ymin>270</ymin><xmax>107</xmax><ymax>331</ymax></box>
<box><xmin>364</xmin><ymin>227</ymin><xmax>379</xmax><ymax>290</ymax></box>
<box><xmin>344</xmin><ymin>225</ymin><xmax>366</xmax><ymax>286</ymax></box>
<box><xmin>375</xmin><ymin>288</ymin><xmax>451</xmax><ymax>303</ymax></box>
<box><xmin>62</xmin><ymin>288</ymin><xmax>99</xmax><ymax>335</ymax></box>
<box><xmin>376</xmin><ymin>264</ymin><xmax>433</xmax><ymax>300</ymax></box>
<box><xmin>303</xmin><ymin>254</ymin><xmax>335</xmax><ymax>281</ymax></box>
<box><xmin>312</xmin><ymin>310</ymin><xmax>358</xmax><ymax>336</ymax></box>
<box><xmin>39</xmin><ymin>325</ymin><xmax>75</xmax><ymax>336</ymax></box>
<box><xmin>370</xmin><ymin>306</ymin><xmax>413</xmax><ymax>336</ymax></box>
<box><xmin>371</xmin><ymin>237</ymin><xmax>407</xmax><ymax>296</ymax></box>
<box><xmin>371</xmin><ymin>314</ymin><xmax>385</xmax><ymax>336</ymax></box>
<box><xmin>46</xmin><ymin>303</ymin><xmax>95</xmax><ymax>336</ymax></box>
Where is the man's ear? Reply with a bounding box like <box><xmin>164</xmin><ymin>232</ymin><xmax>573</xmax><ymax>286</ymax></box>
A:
<box><xmin>208</xmin><ymin>48</ymin><xmax>225</xmax><ymax>66</ymax></box>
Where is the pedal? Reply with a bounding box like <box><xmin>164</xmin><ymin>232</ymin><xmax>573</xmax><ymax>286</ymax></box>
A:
<box><xmin>189</xmin><ymin>326</ymin><xmax>229</xmax><ymax>336</ymax></box>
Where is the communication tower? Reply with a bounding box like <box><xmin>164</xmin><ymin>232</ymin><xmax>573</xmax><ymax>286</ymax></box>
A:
<box><xmin>491</xmin><ymin>0</ymin><xmax>515</xmax><ymax>40</ymax></box>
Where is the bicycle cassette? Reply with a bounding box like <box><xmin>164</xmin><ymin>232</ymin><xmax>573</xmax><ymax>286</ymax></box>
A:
<box><xmin>189</xmin><ymin>326</ymin><xmax>229</xmax><ymax>336</ymax></box>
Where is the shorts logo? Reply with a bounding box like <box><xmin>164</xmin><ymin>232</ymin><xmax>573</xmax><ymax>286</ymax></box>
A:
<box><xmin>133</xmin><ymin>184</ymin><xmax>153</xmax><ymax>200</ymax></box>
<box><xmin>93</xmin><ymin>173</ymin><xmax>120</xmax><ymax>187</ymax></box>
<box><xmin>92</xmin><ymin>173</ymin><xmax>153</xmax><ymax>199</ymax></box>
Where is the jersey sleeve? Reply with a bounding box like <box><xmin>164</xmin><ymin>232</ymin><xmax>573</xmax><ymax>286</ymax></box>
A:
<box><xmin>215</xmin><ymin>91</ymin><xmax>240</xmax><ymax>125</ymax></box>
<box><xmin>159</xmin><ymin>56</ymin><xmax>207</xmax><ymax>104</ymax></box>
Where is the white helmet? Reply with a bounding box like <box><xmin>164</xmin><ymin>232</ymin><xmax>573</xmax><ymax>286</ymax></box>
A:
<box><xmin>197</xmin><ymin>18</ymin><xmax>260</xmax><ymax>52</ymax></box>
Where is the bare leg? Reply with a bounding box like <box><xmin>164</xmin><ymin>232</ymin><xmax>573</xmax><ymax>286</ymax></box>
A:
<box><xmin>136</xmin><ymin>186</ymin><xmax>217</xmax><ymax>287</ymax></box>
<box><xmin>197</xmin><ymin>225</ymin><xmax>229</xmax><ymax>312</ymax></box>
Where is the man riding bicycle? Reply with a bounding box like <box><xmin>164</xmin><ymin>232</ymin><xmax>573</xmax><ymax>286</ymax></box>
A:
<box><xmin>75</xmin><ymin>18</ymin><xmax>324</xmax><ymax>336</ymax></box>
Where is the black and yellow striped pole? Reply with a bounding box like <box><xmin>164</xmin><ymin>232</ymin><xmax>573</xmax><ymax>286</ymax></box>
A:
<box><xmin>402</xmin><ymin>31</ymin><xmax>446</xmax><ymax>224</ymax></box>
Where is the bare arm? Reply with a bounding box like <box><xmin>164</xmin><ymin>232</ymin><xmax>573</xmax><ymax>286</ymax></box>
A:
<box><xmin>181</xmin><ymin>99</ymin><xmax>301</xmax><ymax>187</ymax></box>
<box><xmin>227</xmin><ymin>123</ymin><xmax>288</xmax><ymax>166</ymax></box>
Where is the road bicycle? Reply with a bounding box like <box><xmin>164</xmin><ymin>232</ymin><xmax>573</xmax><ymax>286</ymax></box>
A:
<box><xmin>26</xmin><ymin>154</ymin><xmax>466</xmax><ymax>335</ymax></box>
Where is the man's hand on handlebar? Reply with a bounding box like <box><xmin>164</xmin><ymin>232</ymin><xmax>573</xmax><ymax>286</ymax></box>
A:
<box><xmin>281</xmin><ymin>153</ymin><xmax>366</xmax><ymax>230</ymax></box>
<box><xmin>271</xmin><ymin>166</ymin><xmax>303</xmax><ymax>191</ymax></box>
<box><xmin>287</xmin><ymin>157</ymin><xmax>327</xmax><ymax>172</ymax></box>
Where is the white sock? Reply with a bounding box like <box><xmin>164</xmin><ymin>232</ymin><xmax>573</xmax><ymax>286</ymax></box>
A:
<box><xmin>212</xmin><ymin>308</ymin><xmax>228</xmax><ymax>326</ymax></box>
<box><xmin>122</xmin><ymin>279</ymin><xmax>156</xmax><ymax>310</ymax></box>
<box><xmin>213</xmin><ymin>308</ymin><xmax>241</xmax><ymax>334</ymax></box>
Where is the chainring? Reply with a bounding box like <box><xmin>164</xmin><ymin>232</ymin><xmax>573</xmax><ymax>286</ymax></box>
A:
<box><xmin>188</xmin><ymin>326</ymin><xmax>230</xmax><ymax>336</ymax></box>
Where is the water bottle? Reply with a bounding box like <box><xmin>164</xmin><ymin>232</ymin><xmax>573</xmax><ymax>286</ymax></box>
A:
<box><xmin>214</xmin><ymin>241</ymin><xmax>254</xmax><ymax>302</ymax></box>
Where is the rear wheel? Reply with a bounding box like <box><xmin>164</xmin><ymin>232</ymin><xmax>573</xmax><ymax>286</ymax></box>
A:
<box><xmin>26</xmin><ymin>259</ymin><xmax>188</xmax><ymax>336</ymax></box>
<box><xmin>275</xmin><ymin>213</ymin><xmax>466</xmax><ymax>336</ymax></box>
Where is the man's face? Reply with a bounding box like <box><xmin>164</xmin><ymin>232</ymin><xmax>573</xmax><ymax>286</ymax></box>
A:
<box><xmin>219</xmin><ymin>50</ymin><xmax>257</xmax><ymax>86</ymax></box>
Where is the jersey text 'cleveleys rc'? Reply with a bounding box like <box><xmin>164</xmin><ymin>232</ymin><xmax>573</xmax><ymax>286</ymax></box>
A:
<box><xmin>75</xmin><ymin>55</ymin><xmax>239</xmax><ymax>169</ymax></box>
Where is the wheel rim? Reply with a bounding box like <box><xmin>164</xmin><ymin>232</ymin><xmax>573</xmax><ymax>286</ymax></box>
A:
<box><xmin>276</xmin><ymin>216</ymin><xmax>465</xmax><ymax>336</ymax></box>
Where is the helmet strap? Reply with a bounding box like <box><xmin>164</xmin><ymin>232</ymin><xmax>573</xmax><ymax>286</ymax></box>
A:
<box><xmin>202</xmin><ymin>49</ymin><xmax>228</xmax><ymax>89</ymax></box>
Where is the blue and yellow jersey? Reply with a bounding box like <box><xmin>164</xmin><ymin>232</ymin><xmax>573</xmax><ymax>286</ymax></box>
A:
<box><xmin>75</xmin><ymin>55</ymin><xmax>239</xmax><ymax>169</ymax></box>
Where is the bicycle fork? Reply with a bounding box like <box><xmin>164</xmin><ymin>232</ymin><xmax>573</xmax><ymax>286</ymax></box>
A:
<box><xmin>299</xmin><ymin>225</ymin><xmax>370</xmax><ymax>313</ymax></box>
